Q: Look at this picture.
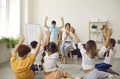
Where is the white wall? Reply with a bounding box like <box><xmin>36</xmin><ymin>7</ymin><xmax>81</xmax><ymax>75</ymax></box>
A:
<box><xmin>20</xmin><ymin>0</ymin><xmax>33</xmax><ymax>34</ymax></box>
<box><xmin>8</xmin><ymin>0</ymin><xmax>20</xmax><ymax>37</ymax></box>
<box><xmin>20</xmin><ymin>0</ymin><xmax>33</xmax><ymax>43</ymax></box>
<box><xmin>32</xmin><ymin>0</ymin><xmax>120</xmax><ymax>40</ymax></box>
<box><xmin>31</xmin><ymin>0</ymin><xmax>120</xmax><ymax>58</ymax></box>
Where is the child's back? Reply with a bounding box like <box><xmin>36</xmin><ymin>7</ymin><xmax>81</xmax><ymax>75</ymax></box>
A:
<box><xmin>44</xmin><ymin>51</ymin><xmax>59</xmax><ymax>72</ymax></box>
<box><xmin>11</xmin><ymin>54</ymin><xmax>35</xmax><ymax>79</ymax></box>
<box><xmin>11</xmin><ymin>33</ymin><xmax>42</xmax><ymax>79</ymax></box>
<box><xmin>103</xmin><ymin>48</ymin><xmax>116</xmax><ymax>65</ymax></box>
<box><xmin>31</xmin><ymin>41</ymin><xmax>43</xmax><ymax>66</ymax></box>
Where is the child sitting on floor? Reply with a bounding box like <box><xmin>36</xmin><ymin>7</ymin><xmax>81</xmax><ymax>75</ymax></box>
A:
<box><xmin>30</xmin><ymin>41</ymin><xmax>43</xmax><ymax>72</ymax></box>
<box><xmin>42</xmin><ymin>31</ymin><xmax>74</xmax><ymax>79</ymax></box>
<box><xmin>71</xmin><ymin>27</ymin><xmax>118</xmax><ymax>79</ymax></box>
<box><xmin>10</xmin><ymin>33</ymin><xmax>42</xmax><ymax>79</ymax></box>
<box><xmin>96</xmin><ymin>28</ymin><xmax>119</xmax><ymax>76</ymax></box>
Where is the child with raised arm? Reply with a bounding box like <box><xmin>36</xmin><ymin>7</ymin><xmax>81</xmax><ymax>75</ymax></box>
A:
<box><xmin>10</xmin><ymin>33</ymin><xmax>42</xmax><ymax>79</ymax></box>
<box><xmin>101</xmin><ymin>24</ymin><xmax>109</xmax><ymax>42</ymax></box>
<box><xmin>41</xmin><ymin>31</ymin><xmax>73</xmax><ymax>79</ymax></box>
<box><xmin>71</xmin><ymin>27</ymin><xmax>117</xmax><ymax>79</ymax></box>
<box><xmin>95</xmin><ymin>28</ymin><xmax>119</xmax><ymax>76</ymax></box>
<box><xmin>30</xmin><ymin>41</ymin><xmax>43</xmax><ymax>72</ymax></box>
<box><xmin>44</xmin><ymin>16</ymin><xmax>64</xmax><ymax>43</ymax></box>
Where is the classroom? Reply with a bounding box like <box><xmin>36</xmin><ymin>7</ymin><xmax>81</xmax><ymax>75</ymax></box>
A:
<box><xmin>0</xmin><ymin>0</ymin><xmax>120</xmax><ymax>79</ymax></box>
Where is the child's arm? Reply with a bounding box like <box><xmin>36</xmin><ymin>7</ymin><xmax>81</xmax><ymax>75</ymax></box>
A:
<box><xmin>44</xmin><ymin>16</ymin><xmax>48</xmax><ymax>29</ymax></box>
<box><xmin>101</xmin><ymin>30</ymin><xmax>106</xmax><ymax>42</ymax></box>
<box><xmin>59</xmin><ymin>17</ymin><xmax>64</xmax><ymax>29</ymax></box>
<box><xmin>13</xmin><ymin>35</ymin><xmax>25</xmax><ymax>54</ymax></box>
<box><xmin>104</xmin><ymin>28</ymin><xmax>112</xmax><ymax>48</ymax></box>
<box><xmin>98</xmin><ymin>28</ymin><xmax>112</xmax><ymax>57</ymax></box>
<box><xmin>56</xmin><ymin>30</ymin><xmax>62</xmax><ymax>46</ymax></box>
<box><xmin>34</xmin><ymin>32</ymin><xmax>42</xmax><ymax>57</ymax></box>
<box><xmin>101</xmin><ymin>25</ymin><xmax>108</xmax><ymax>42</ymax></box>
<box><xmin>71</xmin><ymin>27</ymin><xmax>81</xmax><ymax>43</ymax></box>
<box><xmin>42</xmin><ymin>30</ymin><xmax>51</xmax><ymax>48</ymax></box>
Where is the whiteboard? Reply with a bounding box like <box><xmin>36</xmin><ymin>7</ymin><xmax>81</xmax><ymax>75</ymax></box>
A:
<box><xmin>25</xmin><ymin>24</ymin><xmax>41</xmax><ymax>45</ymax></box>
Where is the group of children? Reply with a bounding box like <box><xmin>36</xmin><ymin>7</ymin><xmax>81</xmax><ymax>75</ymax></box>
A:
<box><xmin>10</xmin><ymin>17</ymin><xmax>119</xmax><ymax>79</ymax></box>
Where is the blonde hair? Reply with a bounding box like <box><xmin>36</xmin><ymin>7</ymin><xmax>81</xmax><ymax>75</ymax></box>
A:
<box><xmin>85</xmin><ymin>40</ymin><xmax>98</xmax><ymax>59</ymax></box>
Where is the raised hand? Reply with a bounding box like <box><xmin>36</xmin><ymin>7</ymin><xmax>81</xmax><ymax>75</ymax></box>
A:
<box><xmin>39</xmin><ymin>32</ymin><xmax>42</xmax><ymax>41</ymax></box>
<box><xmin>45</xmin><ymin>16</ymin><xmax>48</xmax><ymax>20</ymax></box>
<box><xmin>71</xmin><ymin>27</ymin><xmax>75</xmax><ymax>33</ymax></box>
<box><xmin>107</xmin><ymin>28</ymin><xmax>112</xmax><ymax>37</ymax></box>
<box><xmin>13</xmin><ymin>35</ymin><xmax>25</xmax><ymax>53</ymax></box>
<box><xmin>19</xmin><ymin>35</ymin><xmax>25</xmax><ymax>43</ymax></box>
<box><xmin>61</xmin><ymin>17</ymin><xmax>64</xmax><ymax>21</ymax></box>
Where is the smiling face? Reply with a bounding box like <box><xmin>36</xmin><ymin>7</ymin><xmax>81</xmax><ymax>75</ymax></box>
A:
<box><xmin>65</xmin><ymin>23</ymin><xmax>71</xmax><ymax>31</ymax></box>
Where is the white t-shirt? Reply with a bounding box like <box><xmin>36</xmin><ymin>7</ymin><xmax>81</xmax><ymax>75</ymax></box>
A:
<box><xmin>62</xmin><ymin>30</ymin><xmax>73</xmax><ymax>42</ymax></box>
<box><xmin>99</xmin><ymin>46</ymin><xmax>116</xmax><ymax>65</ymax></box>
<box><xmin>44</xmin><ymin>52</ymin><xmax>59</xmax><ymax>72</ymax></box>
<box><xmin>78</xmin><ymin>43</ymin><xmax>96</xmax><ymax>70</ymax></box>
<box><xmin>31</xmin><ymin>46</ymin><xmax>44</xmax><ymax>65</ymax></box>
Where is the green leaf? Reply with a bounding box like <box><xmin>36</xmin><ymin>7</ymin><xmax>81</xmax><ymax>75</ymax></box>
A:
<box><xmin>0</xmin><ymin>36</ymin><xmax>19</xmax><ymax>48</ymax></box>
<box><xmin>117</xmin><ymin>40</ymin><xmax>120</xmax><ymax>44</ymax></box>
<box><xmin>91</xmin><ymin>25</ymin><xmax>98</xmax><ymax>29</ymax></box>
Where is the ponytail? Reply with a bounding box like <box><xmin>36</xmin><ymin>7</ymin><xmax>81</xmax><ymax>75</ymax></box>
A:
<box><xmin>103</xmin><ymin>50</ymin><xmax>110</xmax><ymax>57</ymax></box>
<box><xmin>41</xmin><ymin>46</ymin><xmax>47</xmax><ymax>64</ymax></box>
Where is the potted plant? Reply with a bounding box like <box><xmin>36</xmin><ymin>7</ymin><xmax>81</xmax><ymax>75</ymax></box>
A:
<box><xmin>7</xmin><ymin>37</ymin><xmax>18</xmax><ymax>48</ymax></box>
<box><xmin>0</xmin><ymin>37</ymin><xmax>10</xmax><ymax>44</ymax></box>
<box><xmin>117</xmin><ymin>39</ymin><xmax>120</xmax><ymax>44</ymax></box>
<box><xmin>0</xmin><ymin>36</ymin><xmax>19</xmax><ymax>63</ymax></box>
<box><xmin>0</xmin><ymin>36</ymin><xmax>19</xmax><ymax>52</ymax></box>
<box><xmin>91</xmin><ymin>24</ymin><xmax>98</xmax><ymax>31</ymax></box>
<box><xmin>0</xmin><ymin>37</ymin><xmax>18</xmax><ymax>48</ymax></box>
<box><xmin>0</xmin><ymin>37</ymin><xmax>18</xmax><ymax>52</ymax></box>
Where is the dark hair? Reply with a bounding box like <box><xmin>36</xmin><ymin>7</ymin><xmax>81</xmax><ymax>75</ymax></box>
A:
<box><xmin>31</xmin><ymin>41</ymin><xmax>38</xmax><ymax>48</ymax></box>
<box><xmin>65</xmin><ymin>23</ymin><xmax>71</xmax><ymax>29</ymax></box>
<box><xmin>110</xmin><ymin>38</ymin><xmax>116</xmax><ymax>47</ymax></box>
<box><xmin>83</xmin><ymin>44</ymin><xmax>86</xmax><ymax>49</ymax></box>
<box><xmin>85</xmin><ymin>40</ymin><xmax>98</xmax><ymax>59</ymax></box>
<box><xmin>47</xmin><ymin>42</ymin><xmax>57</xmax><ymax>53</ymax></box>
<box><xmin>41</xmin><ymin>46</ymin><xmax>47</xmax><ymax>63</ymax></box>
<box><xmin>41</xmin><ymin>42</ymin><xmax>57</xmax><ymax>63</ymax></box>
<box><xmin>51</xmin><ymin>20</ymin><xmax>56</xmax><ymax>25</ymax></box>
<box><xmin>18</xmin><ymin>44</ymin><xmax>31</xmax><ymax>57</ymax></box>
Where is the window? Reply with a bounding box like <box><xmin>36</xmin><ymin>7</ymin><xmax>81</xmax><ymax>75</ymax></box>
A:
<box><xmin>0</xmin><ymin>0</ymin><xmax>7</xmax><ymax>37</ymax></box>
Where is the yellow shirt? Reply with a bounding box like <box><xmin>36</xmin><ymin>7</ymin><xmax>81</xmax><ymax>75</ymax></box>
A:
<box><xmin>10</xmin><ymin>53</ymin><xmax>35</xmax><ymax>79</ymax></box>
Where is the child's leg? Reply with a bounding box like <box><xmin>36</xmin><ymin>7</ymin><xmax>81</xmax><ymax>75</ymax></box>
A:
<box><xmin>63</xmin><ymin>56</ymin><xmax>67</xmax><ymax>64</ymax></box>
<box><xmin>108</xmin><ymin>75</ymin><xmax>118</xmax><ymax>79</ymax></box>
<box><xmin>64</xmin><ymin>45</ymin><xmax>73</xmax><ymax>63</ymax></box>
<box><xmin>84</xmin><ymin>69</ymin><xmax>111</xmax><ymax>79</ymax></box>
<box><xmin>70</xmin><ymin>52</ymin><xmax>73</xmax><ymax>63</ymax></box>
<box><xmin>63</xmin><ymin>72</ymin><xmax>74</xmax><ymax>79</ymax></box>
<box><xmin>60</xmin><ymin>43</ymin><xmax>67</xmax><ymax>64</ymax></box>
<box><xmin>107</xmin><ymin>69</ymin><xmax>119</xmax><ymax>76</ymax></box>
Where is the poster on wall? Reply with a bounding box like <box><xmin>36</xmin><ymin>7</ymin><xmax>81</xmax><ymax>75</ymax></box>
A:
<box><xmin>25</xmin><ymin>24</ymin><xmax>41</xmax><ymax>45</ymax></box>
